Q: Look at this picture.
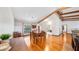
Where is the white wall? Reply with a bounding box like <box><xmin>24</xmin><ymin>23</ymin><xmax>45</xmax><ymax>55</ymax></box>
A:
<box><xmin>14</xmin><ymin>20</ymin><xmax>23</xmax><ymax>33</ymax></box>
<box><xmin>39</xmin><ymin>13</ymin><xmax>62</xmax><ymax>35</ymax></box>
<box><xmin>0</xmin><ymin>7</ymin><xmax>14</xmax><ymax>35</ymax></box>
<box><xmin>62</xmin><ymin>21</ymin><xmax>79</xmax><ymax>33</ymax></box>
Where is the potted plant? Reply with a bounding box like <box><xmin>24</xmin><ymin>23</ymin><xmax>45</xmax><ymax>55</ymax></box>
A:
<box><xmin>0</xmin><ymin>34</ymin><xmax>11</xmax><ymax>43</ymax></box>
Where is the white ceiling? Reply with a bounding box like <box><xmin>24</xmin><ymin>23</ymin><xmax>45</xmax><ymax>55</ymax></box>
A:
<box><xmin>12</xmin><ymin>7</ymin><xmax>58</xmax><ymax>24</ymax></box>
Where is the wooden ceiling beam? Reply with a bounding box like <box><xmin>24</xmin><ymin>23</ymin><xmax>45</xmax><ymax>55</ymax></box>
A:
<box><xmin>58</xmin><ymin>7</ymin><xmax>70</xmax><ymax>11</ymax></box>
<box><xmin>37</xmin><ymin>7</ymin><xmax>69</xmax><ymax>23</ymax></box>
<box><xmin>62</xmin><ymin>17</ymin><xmax>79</xmax><ymax>19</ymax></box>
<box><xmin>62</xmin><ymin>17</ymin><xmax>79</xmax><ymax>21</ymax></box>
<box><xmin>62</xmin><ymin>18</ymin><xmax>79</xmax><ymax>21</ymax></box>
<box><xmin>62</xmin><ymin>14</ymin><xmax>79</xmax><ymax>18</ymax></box>
<box><xmin>63</xmin><ymin>17</ymin><xmax>79</xmax><ymax>19</ymax></box>
<box><xmin>61</xmin><ymin>10</ymin><xmax>79</xmax><ymax>15</ymax></box>
<box><xmin>37</xmin><ymin>10</ymin><xmax>57</xmax><ymax>23</ymax></box>
<box><xmin>56</xmin><ymin>11</ymin><xmax>64</xmax><ymax>21</ymax></box>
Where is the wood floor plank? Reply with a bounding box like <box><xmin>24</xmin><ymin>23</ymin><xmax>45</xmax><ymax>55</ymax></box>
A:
<box><xmin>10</xmin><ymin>33</ymin><xmax>73</xmax><ymax>51</ymax></box>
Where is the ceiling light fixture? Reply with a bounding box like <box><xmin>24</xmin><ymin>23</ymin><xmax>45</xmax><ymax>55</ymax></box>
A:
<box><xmin>32</xmin><ymin>16</ymin><xmax>37</xmax><ymax>19</ymax></box>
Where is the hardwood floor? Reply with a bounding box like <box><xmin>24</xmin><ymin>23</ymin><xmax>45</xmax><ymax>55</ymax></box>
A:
<box><xmin>29</xmin><ymin>33</ymin><xmax>73</xmax><ymax>51</ymax></box>
<box><xmin>10</xmin><ymin>33</ymin><xmax>73</xmax><ymax>51</ymax></box>
<box><xmin>46</xmin><ymin>33</ymin><xmax>73</xmax><ymax>51</ymax></box>
<box><xmin>46</xmin><ymin>34</ymin><xmax>64</xmax><ymax>51</ymax></box>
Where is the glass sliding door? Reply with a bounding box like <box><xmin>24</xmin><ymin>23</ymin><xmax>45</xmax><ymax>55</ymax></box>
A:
<box><xmin>23</xmin><ymin>24</ymin><xmax>31</xmax><ymax>35</ymax></box>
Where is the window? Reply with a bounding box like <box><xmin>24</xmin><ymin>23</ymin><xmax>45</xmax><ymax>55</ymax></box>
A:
<box><xmin>23</xmin><ymin>24</ymin><xmax>31</xmax><ymax>35</ymax></box>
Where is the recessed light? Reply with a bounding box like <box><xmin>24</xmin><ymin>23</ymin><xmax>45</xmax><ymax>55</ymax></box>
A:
<box><xmin>32</xmin><ymin>16</ymin><xmax>37</xmax><ymax>19</ymax></box>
